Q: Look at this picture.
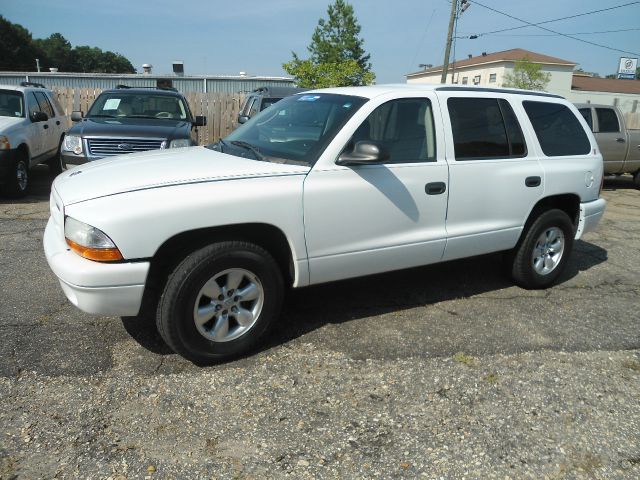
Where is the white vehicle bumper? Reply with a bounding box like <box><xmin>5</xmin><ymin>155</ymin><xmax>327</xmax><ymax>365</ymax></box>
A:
<box><xmin>575</xmin><ymin>198</ymin><xmax>606</xmax><ymax>240</ymax></box>
<box><xmin>43</xmin><ymin>218</ymin><xmax>149</xmax><ymax>316</ymax></box>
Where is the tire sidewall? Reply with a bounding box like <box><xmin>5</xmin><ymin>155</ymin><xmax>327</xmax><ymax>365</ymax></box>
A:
<box><xmin>514</xmin><ymin>209</ymin><xmax>574</xmax><ymax>288</ymax></box>
<box><xmin>159</xmin><ymin>243</ymin><xmax>283</xmax><ymax>363</ymax></box>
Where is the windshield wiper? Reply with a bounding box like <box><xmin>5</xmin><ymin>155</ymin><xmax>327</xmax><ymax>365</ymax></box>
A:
<box><xmin>230</xmin><ymin>140</ymin><xmax>264</xmax><ymax>161</ymax></box>
<box><xmin>90</xmin><ymin>114</ymin><xmax>117</xmax><ymax>118</ymax></box>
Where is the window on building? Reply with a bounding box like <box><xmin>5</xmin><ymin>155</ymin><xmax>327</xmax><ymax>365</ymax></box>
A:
<box><xmin>489</xmin><ymin>73</ymin><xmax>497</xmax><ymax>83</ymax></box>
<box><xmin>447</xmin><ymin>97</ymin><xmax>527</xmax><ymax>160</ymax></box>
<box><xmin>523</xmin><ymin>101</ymin><xmax>591</xmax><ymax>156</ymax></box>
<box><xmin>473</xmin><ymin>75</ymin><xmax>481</xmax><ymax>85</ymax></box>
<box><xmin>595</xmin><ymin>108</ymin><xmax>620</xmax><ymax>133</ymax></box>
<box><xmin>462</xmin><ymin>77</ymin><xmax>468</xmax><ymax>85</ymax></box>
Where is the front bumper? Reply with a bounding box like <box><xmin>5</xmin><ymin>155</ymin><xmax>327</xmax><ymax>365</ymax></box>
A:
<box><xmin>575</xmin><ymin>198</ymin><xmax>607</xmax><ymax>240</ymax></box>
<box><xmin>43</xmin><ymin>218</ymin><xmax>150</xmax><ymax>316</ymax></box>
<box><xmin>61</xmin><ymin>151</ymin><xmax>90</xmax><ymax>167</ymax></box>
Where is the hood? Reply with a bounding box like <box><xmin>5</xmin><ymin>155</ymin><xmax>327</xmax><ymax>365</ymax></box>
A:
<box><xmin>69</xmin><ymin>117</ymin><xmax>190</xmax><ymax>139</ymax></box>
<box><xmin>53</xmin><ymin>146</ymin><xmax>311</xmax><ymax>205</ymax></box>
<box><xmin>0</xmin><ymin>115</ymin><xmax>24</xmax><ymax>132</ymax></box>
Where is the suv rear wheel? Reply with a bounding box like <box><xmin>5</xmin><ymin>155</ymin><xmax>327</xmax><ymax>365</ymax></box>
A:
<box><xmin>156</xmin><ymin>241</ymin><xmax>284</xmax><ymax>364</ymax></box>
<box><xmin>510</xmin><ymin>209</ymin><xmax>574</xmax><ymax>289</ymax></box>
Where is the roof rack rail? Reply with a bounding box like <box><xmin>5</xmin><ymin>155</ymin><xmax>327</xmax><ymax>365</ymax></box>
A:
<box><xmin>20</xmin><ymin>81</ymin><xmax>46</xmax><ymax>88</ymax></box>
<box><xmin>113</xmin><ymin>85</ymin><xmax>179</xmax><ymax>92</ymax></box>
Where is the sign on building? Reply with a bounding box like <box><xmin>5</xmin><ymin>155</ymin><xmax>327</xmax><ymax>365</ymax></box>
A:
<box><xmin>618</xmin><ymin>57</ymin><xmax>638</xmax><ymax>80</ymax></box>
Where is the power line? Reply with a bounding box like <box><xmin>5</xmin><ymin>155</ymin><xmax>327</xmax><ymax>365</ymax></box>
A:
<box><xmin>477</xmin><ymin>1</ymin><xmax>640</xmax><ymax>36</ymax></box>
<box><xmin>471</xmin><ymin>1</ymin><xmax>640</xmax><ymax>57</ymax></box>
<box><xmin>457</xmin><ymin>27</ymin><xmax>640</xmax><ymax>38</ymax></box>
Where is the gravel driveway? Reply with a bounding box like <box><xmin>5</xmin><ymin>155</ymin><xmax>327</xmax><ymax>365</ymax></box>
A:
<box><xmin>1</xmin><ymin>167</ymin><xmax>639</xmax><ymax>479</ymax></box>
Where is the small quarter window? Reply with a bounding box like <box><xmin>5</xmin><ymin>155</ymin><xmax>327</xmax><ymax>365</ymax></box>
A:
<box><xmin>595</xmin><ymin>108</ymin><xmax>620</xmax><ymax>133</ymax></box>
<box><xmin>523</xmin><ymin>101</ymin><xmax>590</xmax><ymax>156</ymax></box>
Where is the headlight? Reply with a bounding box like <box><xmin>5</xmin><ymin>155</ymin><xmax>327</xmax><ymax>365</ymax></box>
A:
<box><xmin>169</xmin><ymin>139</ymin><xmax>192</xmax><ymax>148</ymax></box>
<box><xmin>64</xmin><ymin>217</ymin><xmax>123</xmax><ymax>262</ymax></box>
<box><xmin>0</xmin><ymin>135</ymin><xmax>10</xmax><ymax>150</ymax></box>
<box><xmin>63</xmin><ymin>135</ymin><xmax>83</xmax><ymax>155</ymax></box>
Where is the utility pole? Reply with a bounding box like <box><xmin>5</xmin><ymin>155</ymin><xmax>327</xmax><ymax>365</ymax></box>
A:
<box><xmin>440</xmin><ymin>0</ymin><xmax>458</xmax><ymax>84</ymax></box>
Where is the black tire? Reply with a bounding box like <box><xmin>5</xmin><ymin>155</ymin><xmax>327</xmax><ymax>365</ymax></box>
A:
<box><xmin>633</xmin><ymin>170</ymin><xmax>640</xmax><ymax>187</ymax></box>
<box><xmin>510</xmin><ymin>209</ymin><xmax>574</xmax><ymax>289</ymax></box>
<box><xmin>46</xmin><ymin>137</ymin><xmax>64</xmax><ymax>174</ymax></box>
<box><xmin>156</xmin><ymin>241</ymin><xmax>284</xmax><ymax>364</ymax></box>
<box><xmin>1</xmin><ymin>151</ymin><xmax>29</xmax><ymax>198</ymax></box>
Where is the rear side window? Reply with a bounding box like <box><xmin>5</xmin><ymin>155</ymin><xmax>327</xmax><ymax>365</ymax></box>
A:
<box><xmin>596</xmin><ymin>108</ymin><xmax>620</xmax><ymax>133</ymax></box>
<box><xmin>523</xmin><ymin>101</ymin><xmax>590</xmax><ymax>157</ymax></box>
<box><xmin>447</xmin><ymin>97</ymin><xmax>526</xmax><ymax>160</ymax></box>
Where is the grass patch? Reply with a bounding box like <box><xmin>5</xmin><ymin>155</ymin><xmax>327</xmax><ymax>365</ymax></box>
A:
<box><xmin>483</xmin><ymin>372</ymin><xmax>499</xmax><ymax>383</ymax></box>
<box><xmin>453</xmin><ymin>352</ymin><xmax>477</xmax><ymax>367</ymax></box>
<box><xmin>622</xmin><ymin>359</ymin><xmax>640</xmax><ymax>372</ymax></box>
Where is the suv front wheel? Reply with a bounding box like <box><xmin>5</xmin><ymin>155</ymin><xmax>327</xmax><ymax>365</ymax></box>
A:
<box><xmin>156</xmin><ymin>241</ymin><xmax>284</xmax><ymax>364</ymax></box>
<box><xmin>510</xmin><ymin>209</ymin><xmax>575</xmax><ymax>289</ymax></box>
<box><xmin>1</xmin><ymin>151</ymin><xmax>29</xmax><ymax>198</ymax></box>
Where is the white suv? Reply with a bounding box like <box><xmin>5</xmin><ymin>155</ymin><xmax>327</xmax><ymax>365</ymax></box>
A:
<box><xmin>44</xmin><ymin>85</ymin><xmax>606</xmax><ymax>363</ymax></box>
<box><xmin>0</xmin><ymin>82</ymin><xmax>68</xmax><ymax>197</ymax></box>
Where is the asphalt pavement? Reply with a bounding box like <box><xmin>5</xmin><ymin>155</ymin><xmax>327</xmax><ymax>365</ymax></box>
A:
<box><xmin>1</xmin><ymin>166</ymin><xmax>638</xmax><ymax>479</ymax></box>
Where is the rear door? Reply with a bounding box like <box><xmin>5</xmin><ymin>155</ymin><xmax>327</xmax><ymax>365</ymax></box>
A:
<box><xmin>439</xmin><ymin>94</ymin><xmax>543</xmax><ymax>261</ymax></box>
<box><xmin>33</xmin><ymin>91</ymin><xmax>58</xmax><ymax>155</ymax></box>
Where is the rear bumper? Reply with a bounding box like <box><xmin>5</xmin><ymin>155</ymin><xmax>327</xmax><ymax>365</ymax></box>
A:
<box><xmin>575</xmin><ymin>198</ymin><xmax>606</xmax><ymax>240</ymax></box>
<box><xmin>43</xmin><ymin>218</ymin><xmax>149</xmax><ymax>316</ymax></box>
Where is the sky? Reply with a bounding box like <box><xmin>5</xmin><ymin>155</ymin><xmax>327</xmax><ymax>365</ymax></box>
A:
<box><xmin>1</xmin><ymin>0</ymin><xmax>639</xmax><ymax>82</ymax></box>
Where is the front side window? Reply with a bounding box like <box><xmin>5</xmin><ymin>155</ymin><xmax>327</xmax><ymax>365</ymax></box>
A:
<box><xmin>34</xmin><ymin>92</ymin><xmax>55</xmax><ymax>118</ymax></box>
<box><xmin>87</xmin><ymin>92</ymin><xmax>189</xmax><ymax>120</ymax></box>
<box><xmin>579</xmin><ymin>108</ymin><xmax>593</xmax><ymax>131</ymax></box>
<box><xmin>260</xmin><ymin>97</ymin><xmax>282</xmax><ymax>111</ymax></box>
<box><xmin>596</xmin><ymin>108</ymin><xmax>620</xmax><ymax>133</ymax></box>
<box><xmin>448</xmin><ymin>97</ymin><xmax>526</xmax><ymax>160</ymax></box>
<box><xmin>344</xmin><ymin>98</ymin><xmax>436</xmax><ymax>164</ymax></box>
<box><xmin>27</xmin><ymin>92</ymin><xmax>41</xmax><ymax>117</ymax></box>
<box><xmin>523</xmin><ymin>101</ymin><xmax>590</xmax><ymax>157</ymax></box>
<box><xmin>216</xmin><ymin>93</ymin><xmax>368</xmax><ymax>165</ymax></box>
<box><xmin>0</xmin><ymin>90</ymin><xmax>24</xmax><ymax>118</ymax></box>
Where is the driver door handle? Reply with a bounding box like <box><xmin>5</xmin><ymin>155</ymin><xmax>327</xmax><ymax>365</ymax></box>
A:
<box><xmin>43</xmin><ymin>124</ymin><xmax>49</xmax><ymax>129</ymax></box>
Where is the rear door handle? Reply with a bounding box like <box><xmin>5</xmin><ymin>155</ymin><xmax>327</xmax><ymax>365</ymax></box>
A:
<box><xmin>43</xmin><ymin>124</ymin><xmax>49</xmax><ymax>129</ymax></box>
<box><xmin>56</xmin><ymin>120</ymin><xmax>60</xmax><ymax>126</ymax></box>
<box><xmin>616</xmin><ymin>137</ymin><xmax>625</xmax><ymax>143</ymax></box>
<box><xmin>525</xmin><ymin>176</ymin><xmax>541</xmax><ymax>187</ymax></box>
<box><xmin>425</xmin><ymin>182</ymin><xmax>446</xmax><ymax>195</ymax></box>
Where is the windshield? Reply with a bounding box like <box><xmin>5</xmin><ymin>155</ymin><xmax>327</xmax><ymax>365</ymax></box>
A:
<box><xmin>0</xmin><ymin>90</ymin><xmax>24</xmax><ymax>118</ymax></box>
<box><xmin>87</xmin><ymin>92</ymin><xmax>189</xmax><ymax>120</ymax></box>
<box><xmin>211</xmin><ymin>93</ymin><xmax>367</xmax><ymax>165</ymax></box>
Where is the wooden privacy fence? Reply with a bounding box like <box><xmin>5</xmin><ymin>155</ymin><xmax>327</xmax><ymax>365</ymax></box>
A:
<box><xmin>52</xmin><ymin>87</ymin><xmax>245</xmax><ymax>145</ymax></box>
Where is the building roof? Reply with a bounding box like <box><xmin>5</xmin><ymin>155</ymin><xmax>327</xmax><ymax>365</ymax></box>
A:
<box><xmin>571</xmin><ymin>75</ymin><xmax>640</xmax><ymax>95</ymax></box>
<box><xmin>407</xmin><ymin>48</ymin><xmax>577</xmax><ymax>77</ymax></box>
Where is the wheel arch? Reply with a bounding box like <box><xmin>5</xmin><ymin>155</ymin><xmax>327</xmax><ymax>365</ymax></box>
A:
<box><xmin>521</xmin><ymin>193</ymin><xmax>581</xmax><ymax>240</ymax></box>
<box><xmin>139</xmin><ymin>223</ymin><xmax>298</xmax><ymax>319</ymax></box>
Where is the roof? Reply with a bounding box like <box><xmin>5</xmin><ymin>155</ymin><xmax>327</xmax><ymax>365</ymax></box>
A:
<box><xmin>0</xmin><ymin>83</ymin><xmax>50</xmax><ymax>92</ymax></box>
<box><xmin>101</xmin><ymin>87</ymin><xmax>184</xmax><ymax>96</ymax></box>
<box><xmin>571</xmin><ymin>75</ymin><xmax>640</xmax><ymax>95</ymax></box>
<box><xmin>304</xmin><ymin>83</ymin><xmax>562</xmax><ymax>100</ymax></box>
<box><xmin>407</xmin><ymin>48</ymin><xmax>577</xmax><ymax>77</ymax></box>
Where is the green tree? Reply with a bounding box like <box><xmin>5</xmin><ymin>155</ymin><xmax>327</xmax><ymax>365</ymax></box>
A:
<box><xmin>283</xmin><ymin>0</ymin><xmax>374</xmax><ymax>88</ymax></box>
<box><xmin>34</xmin><ymin>33</ymin><xmax>74</xmax><ymax>71</ymax></box>
<box><xmin>0</xmin><ymin>16</ymin><xmax>47</xmax><ymax>71</ymax></box>
<box><xmin>73</xmin><ymin>46</ymin><xmax>135</xmax><ymax>73</ymax></box>
<box><xmin>503</xmin><ymin>56</ymin><xmax>551</xmax><ymax>91</ymax></box>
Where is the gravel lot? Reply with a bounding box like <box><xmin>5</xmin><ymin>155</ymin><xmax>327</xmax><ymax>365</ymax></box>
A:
<box><xmin>1</xmin><ymin>166</ymin><xmax>639</xmax><ymax>479</ymax></box>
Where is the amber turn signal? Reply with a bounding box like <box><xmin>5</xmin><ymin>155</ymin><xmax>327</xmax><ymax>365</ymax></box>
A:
<box><xmin>66</xmin><ymin>238</ymin><xmax>123</xmax><ymax>262</ymax></box>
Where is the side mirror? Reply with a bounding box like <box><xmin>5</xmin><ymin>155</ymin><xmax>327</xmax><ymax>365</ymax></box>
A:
<box><xmin>194</xmin><ymin>115</ymin><xmax>207</xmax><ymax>127</ymax></box>
<box><xmin>30</xmin><ymin>111</ymin><xmax>48</xmax><ymax>123</ymax></box>
<box><xmin>237</xmin><ymin>115</ymin><xmax>250</xmax><ymax>124</ymax></box>
<box><xmin>71</xmin><ymin>111</ymin><xmax>83</xmax><ymax>122</ymax></box>
<box><xmin>336</xmin><ymin>141</ymin><xmax>390</xmax><ymax>166</ymax></box>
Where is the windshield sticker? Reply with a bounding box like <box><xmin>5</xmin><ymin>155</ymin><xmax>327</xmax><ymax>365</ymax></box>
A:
<box><xmin>298</xmin><ymin>95</ymin><xmax>321</xmax><ymax>102</ymax></box>
<box><xmin>342</xmin><ymin>102</ymin><xmax>352</xmax><ymax>109</ymax></box>
<box><xmin>104</xmin><ymin>98</ymin><xmax>121</xmax><ymax>110</ymax></box>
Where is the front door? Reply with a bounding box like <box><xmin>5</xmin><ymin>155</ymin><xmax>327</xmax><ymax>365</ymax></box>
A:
<box><xmin>303</xmin><ymin>96</ymin><xmax>449</xmax><ymax>285</ymax></box>
<box><xmin>594</xmin><ymin>107</ymin><xmax>626</xmax><ymax>173</ymax></box>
